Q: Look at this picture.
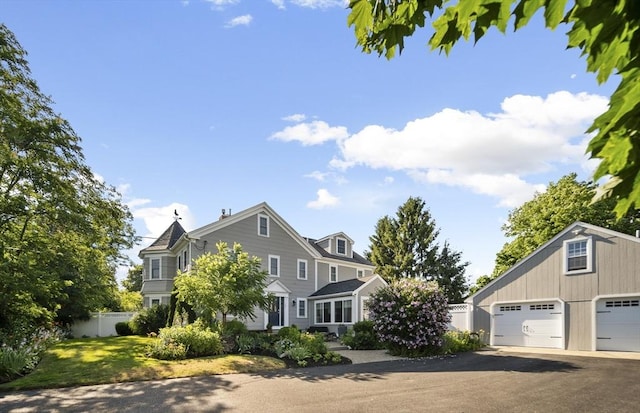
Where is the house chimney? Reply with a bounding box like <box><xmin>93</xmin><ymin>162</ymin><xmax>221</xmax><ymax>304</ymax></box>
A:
<box><xmin>219</xmin><ymin>208</ymin><xmax>232</xmax><ymax>220</ymax></box>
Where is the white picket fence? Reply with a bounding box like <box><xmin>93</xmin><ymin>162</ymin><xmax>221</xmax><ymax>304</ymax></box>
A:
<box><xmin>71</xmin><ymin>312</ymin><xmax>136</xmax><ymax>338</ymax></box>
<box><xmin>448</xmin><ymin>303</ymin><xmax>471</xmax><ymax>331</ymax></box>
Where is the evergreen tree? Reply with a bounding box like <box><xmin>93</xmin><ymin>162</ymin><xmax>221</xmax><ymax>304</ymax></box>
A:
<box><xmin>368</xmin><ymin>197</ymin><xmax>469</xmax><ymax>302</ymax></box>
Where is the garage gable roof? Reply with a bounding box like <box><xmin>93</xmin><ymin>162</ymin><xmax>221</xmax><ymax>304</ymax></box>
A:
<box><xmin>467</xmin><ymin>222</ymin><xmax>640</xmax><ymax>302</ymax></box>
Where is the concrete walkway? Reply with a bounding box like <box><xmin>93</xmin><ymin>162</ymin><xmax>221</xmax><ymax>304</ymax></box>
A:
<box><xmin>326</xmin><ymin>342</ymin><xmax>407</xmax><ymax>364</ymax></box>
<box><xmin>327</xmin><ymin>341</ymin><xmax>640</xmax><ymax>363</ymax></box>
<box><xmin>490</xmin><ymin>345</ymin><xmax>640</xmax><ymax>360</ymax></box>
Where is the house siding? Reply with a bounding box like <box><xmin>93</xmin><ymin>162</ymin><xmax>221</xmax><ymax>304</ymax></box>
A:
<box><xmin>471</xmin><ymin>226</ymin><xmax>640</xmax><ymax>351</ymax></box>
<box><xmin>193</xmin><ymin>213</ymin><xmax>319</xmax><ymax>331</ymax></box>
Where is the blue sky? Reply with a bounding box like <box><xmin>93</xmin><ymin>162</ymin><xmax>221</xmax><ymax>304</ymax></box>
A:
<box><xmin>4</xmin><ymin>0</ymin><xmax>615</xmax><ymax>285</ymax></box>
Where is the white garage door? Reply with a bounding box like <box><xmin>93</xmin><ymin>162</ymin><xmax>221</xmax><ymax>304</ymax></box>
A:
<box><xmin>596</xmin><ymin>298</ymin><xmax>640</xmax><ymax>352</ymax></box>
<box><xmin>492</xmin><ymin>301</ymin><xmax>563</xmax><ymax>348</ymax></box>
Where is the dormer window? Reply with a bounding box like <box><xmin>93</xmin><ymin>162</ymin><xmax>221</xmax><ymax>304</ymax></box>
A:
<box><xmin>563</xmin><ymin>237</ymin><xmax>593</xmax><ymax>274</ymax></box>
<box><xmin>337</xmin><ymin>238</ymin><xmax>347</xmax><ymax>255</ymax></box>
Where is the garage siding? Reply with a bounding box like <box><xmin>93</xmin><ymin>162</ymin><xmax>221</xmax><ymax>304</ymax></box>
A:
<box><xmin>566</xmin><ymin>301</ymin><xmax>591</xmax><ymax>351</ymax></box>
<box><xmin>470</xmin><ymin>225</ymin><xmax>640</xmax><ymax>352</ymax></box>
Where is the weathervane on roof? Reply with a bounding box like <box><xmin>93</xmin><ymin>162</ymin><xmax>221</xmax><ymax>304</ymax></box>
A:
<box><xmin>174</xmin><ymin>209</ymin><xmax>182</xmax><ymax>221</ymax></box>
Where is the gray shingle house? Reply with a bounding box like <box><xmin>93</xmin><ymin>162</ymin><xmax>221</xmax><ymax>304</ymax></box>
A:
<box><xmin>467</xmin><ymin>222</ymin><xmax>640</xmax><ymax>352</ymax></box>
<box><xmin>139</xmin><ymin>202</ymin><xmax>385</xmax><ymax>333</ymax></box>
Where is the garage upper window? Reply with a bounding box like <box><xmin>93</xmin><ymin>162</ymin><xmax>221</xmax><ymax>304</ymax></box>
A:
<box><xmin>563</xmin><ymin>237</ymin><xmax>593</xmax><ymax>275</ymax></box>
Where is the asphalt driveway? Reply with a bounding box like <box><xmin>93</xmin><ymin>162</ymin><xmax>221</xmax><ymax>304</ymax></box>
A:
<box><xmin>2</xmin><ymin>349</ymin><xmax>639</xmax><ymax>412</ymax></box>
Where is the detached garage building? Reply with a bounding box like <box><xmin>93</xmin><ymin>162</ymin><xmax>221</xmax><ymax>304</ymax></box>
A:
<box><xmin>468</xmin><ymin>222</ymin><xmax>640</xmax><ymax>352</ymax></box>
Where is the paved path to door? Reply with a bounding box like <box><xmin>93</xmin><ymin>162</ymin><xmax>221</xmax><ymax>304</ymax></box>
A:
<box><xmin>2</xmin><ymin>350</ymin><xmax>640</xmax><ymax>412</ymax></box>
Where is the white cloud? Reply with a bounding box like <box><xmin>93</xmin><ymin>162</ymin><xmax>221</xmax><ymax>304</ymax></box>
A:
<box><xmin>328</xmin><ymin>91</ymin><xmax>607</xmax><ymax>207</ymax></box>
<box><xmin>305</xmin><ymin>170</ymin><xmax>328</xmax><ymax>181</ymax></box>
<box><xmin>271</xmin><ymin>0</ymin><xmax>286</xmax><ymax>9</ymax></box>
<box><xmin>205</xmin><ymin>0</ymin><xmax>240</xmax><ymax>10</ymax></box>
<box><xmin>304</xmin><ymin>170</ymin><xmax>348</xmax><ymax>185</ymax></box>
<box><xmin>225</xmin><ymin>14</ymin><xmax>253</xmax><ymax>28</ymax></box>
<box><xmin>282</xmin><ymin>113</ymin><xmax>306</xmax><ymax>122</ymax></box>
<box><xmin>290</xmin><ymin>0</ymin><xmax>348</xmax><ymax>9</ymax></box>
<box><xmin>131</xmin><ymin>202</ymin><xmax>196</xmax><ymax>246</ymax></box>
<box><xmin>271</xmin><ymin>120</ymin><xmax>348</xmax><ymax>145</ymax></box>
<box><xmin>307</xmin><ymin>189</ymin><xmax>340</xmax><ymax>209</ymax></box>
<box><xmin>383</xmin><ymin>176</ymin><xmax>394</xmax><ymax>185</ymax></box>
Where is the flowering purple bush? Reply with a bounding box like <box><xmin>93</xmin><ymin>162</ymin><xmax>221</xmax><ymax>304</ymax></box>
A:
<box><xmin>368</xmin><ymin>279</ymin><xmax>451</xmax><ymax>357</ymax></box>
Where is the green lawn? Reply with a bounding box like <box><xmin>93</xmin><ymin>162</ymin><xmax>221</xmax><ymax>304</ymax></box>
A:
<box><xmin>0</xmin><ymin>336</ymin><xmax>286</xmax><ymax>391</ymax></box>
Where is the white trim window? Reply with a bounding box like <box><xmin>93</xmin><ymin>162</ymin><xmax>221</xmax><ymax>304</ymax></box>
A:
<box><xmin>314</xmin><ymin>298</ymin><xmax>354</xmax><ymax>324</ymax></box>
<box><xmin>357</xmin><ymin>269</ymin><xmax>364</xmax><ymax>278</ymax></box>
<box><xmin>297</xmin><ymin>298</ymin><xmax>307</xmax><ymax>318</ymax></box>
<box><xmin>564</xmin><ymin>237</ymin><xmax>593</xmax><ymax>274</ymax></box>
<box><xmin>315</xmin><ymin>301</ymin><xmax>332</xmax><ymax>323</ymax></box>
<box><xmin>151</xmin><ymin>298</ymin><xmax>161</xmax><ymax>307</ymax></box>
<box><xmin>336</xmin><ymin>237</ymin><xmax>347</xmax><ymax>255</ymax></box>
<box><xmin>258</xmin><ymin>214</ymin><xmax>270</xmax><ymax>237</ymax></box>
<box><xmin>269</xmin><ymin>255</ymin><xmax>280</xmax><ymax>277</ymax></box>
<box><xmin>330</xmin><ymin>265</ymin><xmax>338</xmax><ymax>282</ymax></box>
<box><xmin>151</xmin><ymin>258</ymin><xmax>161</xmax><ymax>279</ymax></box>
<box><xmin>297</xmin><ymin>259</ymin><xmax>308</xmax><ymax>280</ymax></box>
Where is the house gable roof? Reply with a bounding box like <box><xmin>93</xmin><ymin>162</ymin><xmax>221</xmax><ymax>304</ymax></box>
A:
<box><xmin>188</xmin><ymin>202</ymin><xmax>321</xmax><ymax>259</ymax></box>
<box><xmin>139</xmin><ymin>220</ymin><xmax>186</xmax><ymax>254</ymax></box>
<box><xmin>467</xmin><ymin>221</ymin><xmax>640</xmax><ymax>302</ymax></box>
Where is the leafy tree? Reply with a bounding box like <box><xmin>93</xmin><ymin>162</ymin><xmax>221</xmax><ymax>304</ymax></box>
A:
<box><xmin>471</xmin><ymin>173</ymin><xmax>640</xmax><ymax>291</ymax></box>
<box><xmin>122</xmin><ymin>264</ymin><xmax>143</xmax><ymax>292</ymax></box>
<box><xmin>347</xmin><ymin>0</ymin><xmax>640</xmax><ymax>217</ymax></box>
<box><xmin>174</xmin><ymin>242</ymin><xmax>273</xmax><ymax>325</ymax></box>
<box><xmin>0</xmin><ymin>24</ymin><xmax>136</xmax><ymax>333</ymax></box>
<box><xmin>368</xmin><ymin>196</ymin><xmax>469</xmax><ymax>301</ymax></box>
<box><xmin>118</xmin><ymin>291</ymin><xmax>143</xmax><ymax>312</ymax></box>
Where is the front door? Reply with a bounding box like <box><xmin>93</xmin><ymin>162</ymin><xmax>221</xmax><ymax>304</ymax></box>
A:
<box><xmin>268</xmin><ymin>296</ymin><xmax>286</xmax><ymax>327</ymax></box>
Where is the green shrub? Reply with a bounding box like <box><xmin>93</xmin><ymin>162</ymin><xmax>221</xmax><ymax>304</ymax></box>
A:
<box><xmin>236</xmin><ymin>333</ymin><xmax>258</xmax><ymax>354</ymax></box>
<box><xmin>368</xmin><ymin>279</ymin><xmax>450</xmax><ymax>357</ymax></box>
<box><xmin>298</xmin><ymin>332</ymin><xmax>327</xmax><ymax>355</ymax></box>
<box><xmin>130</xmin><ymin>305</ymin><xmax>170</xmax><ymax>335</ymax></box>
<box><xmin>0</xmin><ymin>326</ymin><xmax>63</xmax><ymax>381</ymax></box>
<box><xmin>441</xmin><ymin>330</ymin><xmax>485</xmax><ymax>354</ymax></box>
<box><xmin>341</xmin><ymin>320</ymin><xmax>384</xmax><ymax>350</ymax></box>
<box><xmin>0</xmin><ymin>347</ymin><xmax>32</xmax><ymax>380</ymax></box>
<box><xmin>146</xmin><ymin>338</ymin><xmax>187</xmax><ymax>360</ymax></box>
<box><xmin>285</xmin><ymin>345</ymin><xmax>312</xmax><ymax>366</ymax></box>
<box><xmin>223</xmin><ymin>320</ymin><xmax>248</xmax><ymax>337</ymax></box>
<box><xmin>274</xmin><ymin>338</ymin><xmax>296</xmax><ymax>358</ymax></box>
<box><xmin>276</xmin><ymin>326</ymin><xmax>301</xmax><ymax>341</ymax></box>
<box><xmin>153</xmin><ymin>321</ymin><xmax>223</xmax><ymax>358</ymax></box>
<box><xmin>115</xmin><ymin>321</ymin><xmax>134</xmax><ymax>336</ymax></box>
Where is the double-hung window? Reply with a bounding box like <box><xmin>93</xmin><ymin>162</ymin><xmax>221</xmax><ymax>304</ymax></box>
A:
<box><xmin>258</xmin><ymin>214</ymin><xmax>269</xmax><ymax>237</ymax></box>
<box><xmin>297</xmin><ymin>298</ymin><xmax>307</xmax><ymax>318</ymax></box>
<box><xmin>151</xmin><ymin>258</ymin><xmax>160</xmax><ymax>279</ymax></box>
<box><xmin>297</xmin><ymin>259</ymin><xmax>307</xmax><ymax>280</ymax></box>
<box><xmin>563</xmin><ymin>237</ymin><xmax>593</xmax><ymax>274</ymax></box>
<box><xmin>269</xmin><ymin>255</ymin><xmax>280</xmax><ymax>277</ymax></box>
<box><xmin>330</xmin><ymin>265</ymin><xmax>337</xmax><ymax>282</ymax></box>
<box><xmin>336</xmin><ymin>238</ymin><xmax>347</xmax><ymax>255</ymax></box>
